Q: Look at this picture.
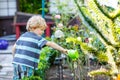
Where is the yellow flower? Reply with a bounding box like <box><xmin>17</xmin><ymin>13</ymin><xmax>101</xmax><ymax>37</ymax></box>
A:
<box><xmin>117</xmin><ymin>74</ymin><xmax>120</xmax><ymax>80</ymax></box>
<box><xmin>73</xmin><ymin>24</ymin><xmax>79</xmax><ymax>31</ymax></box>
<box><xmin>66</xmin><ymin>37</ymin><xmax>76</xmax><ymax>43</ymax></box>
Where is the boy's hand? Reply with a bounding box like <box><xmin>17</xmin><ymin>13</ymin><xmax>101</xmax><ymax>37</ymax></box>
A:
<box><xmin>62</xmin><ymin>49</ymin><xmax>68</xmax><ymax>54</ymax></box>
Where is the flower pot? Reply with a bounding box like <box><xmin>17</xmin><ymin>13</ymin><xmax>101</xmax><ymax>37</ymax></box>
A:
<box><xmin>0</xmin><ymin>39</ymin><xmax>9</xmax><ymax>50</ymax></box>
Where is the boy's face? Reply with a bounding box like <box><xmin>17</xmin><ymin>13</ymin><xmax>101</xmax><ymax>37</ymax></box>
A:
<box><xmin>36</xmin><ymin>27</ymin><xmax>45</xmax><ymax>36</ymax></box>
<box><xmin>30</xmin><ymin>26</ymin><xmax>46</xmax><ymax>36</ymax></box>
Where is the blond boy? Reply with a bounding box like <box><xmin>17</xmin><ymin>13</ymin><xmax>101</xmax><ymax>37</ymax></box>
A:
<box><xmin>12</xmin><ymin>15</ymin><xmax>67</xmax><ymax>80</ymax></box>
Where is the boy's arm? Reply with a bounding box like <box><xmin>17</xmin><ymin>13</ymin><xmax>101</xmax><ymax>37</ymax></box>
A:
<box><xmin>46</xmin><ymin>41</ymin><xmax>67</xmax><ymax>54</ymax></box>
<box><xmin>12</xmin><ymin>43</ymin><xmax>16</xmax><ymax>57</ymax></box>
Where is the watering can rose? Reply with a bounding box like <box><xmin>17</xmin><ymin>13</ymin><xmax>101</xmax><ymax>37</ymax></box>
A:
<box><xmin>67</xmin><ymin>50</ymin><xmax>79</xmax><ymax>60</ymax></box>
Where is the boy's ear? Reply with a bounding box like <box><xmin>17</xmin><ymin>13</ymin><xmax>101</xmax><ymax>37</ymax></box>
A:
<box><xmin>28</xmin><ymin>27</ymin><xmax>32</xmax><ymax>31</ymax></box>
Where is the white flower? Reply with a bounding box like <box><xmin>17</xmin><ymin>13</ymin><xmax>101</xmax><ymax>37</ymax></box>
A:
<box><xmin>89</xmin><ymin>38</ymin><xmax>93</xmax><ymax>43</ymax></box>
<box><xmin>54</xmin><ymin>30</ymin><xmax>64</xmax><ymax>38</ymax></box>
<box><xmin>54</xmin><ymin>14</ymin><xmax>61</xmax><ymax>19</ymax></box>
<box><xmin>90</xmin><ymin>32</ymin><xmax>95</xmax><ymax>35</ymax></box>
<box><xmin>77</xmin><ymin>37</ymin><xmax>82</xmax><ymax>41</ymax></box>
<box><xmin>57</xmin><ymin>23</ymin><xmax>63</xmax><ymax>29</ymax></box>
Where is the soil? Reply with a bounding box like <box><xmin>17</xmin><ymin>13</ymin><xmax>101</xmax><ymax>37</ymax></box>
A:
<box><xmin>46</xmin><ymin>65</ymin><xmax>73</xmax><ymax>80</ymax></box>
<box><xmin>46</xmin><ymin>59</ymin><xmax>110</xmax><ymax>80</ymax></box>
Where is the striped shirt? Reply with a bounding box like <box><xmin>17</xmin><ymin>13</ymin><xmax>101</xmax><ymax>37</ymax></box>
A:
<box><xmin>13</xmin><ymin>32</ymin><xmax>48</xmax><ymax>69</ymax></box>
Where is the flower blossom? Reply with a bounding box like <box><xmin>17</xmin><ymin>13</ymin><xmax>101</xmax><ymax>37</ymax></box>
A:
<box><xmin>54</xmin><ymin>14</ymin><xmax>61</xmax><ymax>19</ymax></box>
<box><xmin>84</xmin><ymin>38</ymin><xmax>89</xmax><ymax>43</ymax></box>
<box><xmin>77</xmin><ymin>37</ymin><xmax>82</xmax><ymax>41</ymax></box>
<box><xmin>57</xmin><ymin>23</ymin><xmax>63</xmax><ymax>29</ymax></box>
<box><xmin>54</xmin><ymin>30</ymin><xmax>64</xmax><ymax>38</ymax></box>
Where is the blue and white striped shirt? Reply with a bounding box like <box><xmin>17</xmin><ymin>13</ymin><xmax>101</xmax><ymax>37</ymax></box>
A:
<box><xmin>13</xmin><ymin>32</ymin><xmax>47</xmax><ymax>69</ymax></box>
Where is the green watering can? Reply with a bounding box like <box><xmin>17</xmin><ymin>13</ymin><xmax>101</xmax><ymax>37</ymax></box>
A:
<box><xmin>67</xmin><ymin>50</ymin><xmax>79</xmax><ymax>60</ymax></box>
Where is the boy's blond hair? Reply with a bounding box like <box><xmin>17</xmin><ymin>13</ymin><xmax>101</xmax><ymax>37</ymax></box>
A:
<box><xmin>26</xmin><ymin>15</ymin><xmax>47</xmax><ymax>31</ymax></box>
